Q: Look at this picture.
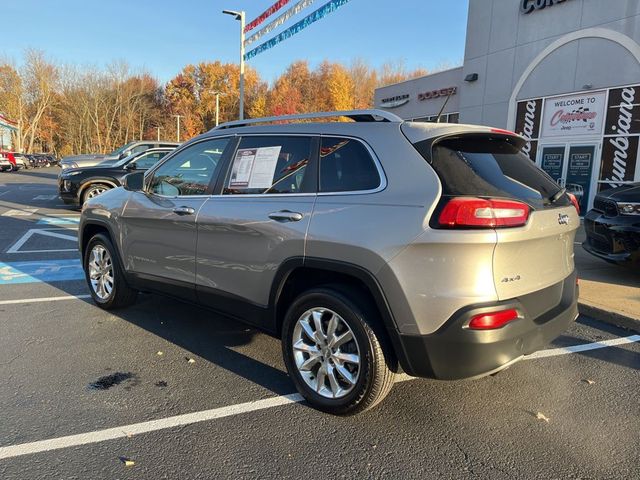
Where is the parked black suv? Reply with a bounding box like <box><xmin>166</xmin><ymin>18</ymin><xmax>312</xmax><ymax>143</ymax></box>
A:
<box><xmin>583</xmin><ymin>183</ymin><xmax>640</xmax><ymax>267</ymax></box>
<box><xmin>59</xmin><ymin>148</ymin><xmax>174</xmax><ymax>207</ymax></box>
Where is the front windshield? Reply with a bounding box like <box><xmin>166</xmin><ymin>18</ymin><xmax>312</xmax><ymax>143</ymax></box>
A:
<box><xmin>111</xmin><ymin>151</ymin><xmax>139</xmax><ymax>168</ymax></box>
<box><xmin>107</xmin><ymin>142</ymin><xmax>135</xmax><ymax>157</ymax></box>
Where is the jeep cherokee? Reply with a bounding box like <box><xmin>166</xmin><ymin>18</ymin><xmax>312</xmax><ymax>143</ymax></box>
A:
<box><xmin>79</xmin><ymin>110</ymin><xmax>579</xmax><ymax>414</ymax></box>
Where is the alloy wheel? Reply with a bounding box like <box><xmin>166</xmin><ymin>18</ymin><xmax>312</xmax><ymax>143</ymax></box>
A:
<box><xmin>292</xmin><ymin>308</ymin><xmax>361</xmax><ymax>399</ymax></box>
<box><xmin>88</xmin><ymin>245</ymin><xmax>114</xmax><ymax>300</ymax></box>
<box><xmin>87</xmin><ymin>186</ymin><xmax>108</xmax><ymax>199</ymax></box>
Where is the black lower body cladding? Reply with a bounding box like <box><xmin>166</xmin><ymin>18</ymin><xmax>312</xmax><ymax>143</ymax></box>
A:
<box><xmin>398</xmin><ymin>271</ymin><xmax>579</xmax><ymax>379</ymax></box>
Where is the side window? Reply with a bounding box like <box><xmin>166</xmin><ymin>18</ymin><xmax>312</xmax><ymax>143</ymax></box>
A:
<box><xmin>224</xmin><ymin>136</ymin><xmax>312</xmax><ymax>195</ymax></box>
<box><xmin>148</xmin><ymin>138</ymin><xmax>230</xmax><ymax>196</ymax></box>
<box><xmin>319</xmin><ymin>137</ymin><xmax>381</xmax><ymax>193</ymax></box>
<box><xmin>131</xmin><ymin>144</ymin><xmax>149</xmax><ymax>155</ymax></box>
<box><xmin>131</xmin><ymin>151</ymin><xmax>167</xmax><ymax>170</ymax></box>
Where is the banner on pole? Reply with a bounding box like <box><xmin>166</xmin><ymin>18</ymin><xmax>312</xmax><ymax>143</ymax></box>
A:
<box><xmin>245</xmin><ymin>0</ymin><xmax>293</xmax><ymax>33</ymax></box>
<box><xmin>245</xmin><ymin>0</ymin><xmax>352</xmax><ymax>61</ymax></box>
<box><xmin>245</xmin><ymin>0</ymin><xmax>317</xmax><ymax>46</ymax></box>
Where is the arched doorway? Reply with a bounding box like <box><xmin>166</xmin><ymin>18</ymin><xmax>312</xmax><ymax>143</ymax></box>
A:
<box><xmin>508</xmin><ymin>28</ymin><xmax>640</xmax><ymax>212</ymax></box>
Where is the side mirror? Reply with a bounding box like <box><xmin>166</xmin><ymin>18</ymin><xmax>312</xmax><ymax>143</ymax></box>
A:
<box><xmin>122</xmin><ymin>171</ymin><xmax>145</xmax><ymax>191</ymax></box>
<box><xmin>125</xmin><ymin>162</ymin><xmax>136</xmax><ymax>171</ymax></box>
<box><xmin>119</xmin><ymin>151</ymin><xmax>129</xmax><ymax>160</ymax></box>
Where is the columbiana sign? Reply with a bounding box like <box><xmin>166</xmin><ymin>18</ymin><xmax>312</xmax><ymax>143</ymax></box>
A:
<box><xmin>521</xmin><ymin>0</ymin><xmax>572</xmax><ymax>15</ymax></box>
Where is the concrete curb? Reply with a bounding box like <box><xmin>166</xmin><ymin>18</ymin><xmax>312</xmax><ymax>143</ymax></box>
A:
<box><xmin>579</xmin><ymin>301</ymin><xmax>640</xmax><ymax>334</ymax></box>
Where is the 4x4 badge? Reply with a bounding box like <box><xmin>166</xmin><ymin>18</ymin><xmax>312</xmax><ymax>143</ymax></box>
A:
<box><xmin>558</xmin><ymin>213</ymin><xmax>570</xmax><ymax>225</ymax></box>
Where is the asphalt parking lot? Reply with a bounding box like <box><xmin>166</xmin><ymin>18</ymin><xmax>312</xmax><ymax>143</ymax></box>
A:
<box><xmin>0</xmin><ymin>168</ymin><xmax>639</xmax><ymax>479</ymax></box>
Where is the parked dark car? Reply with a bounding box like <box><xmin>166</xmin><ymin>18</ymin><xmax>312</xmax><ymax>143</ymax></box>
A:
<box><xmin>26</xmin><ymin>154</ymin><xmax>41</xmax><ymax>168</ymax></box>
<box><xmin>46</xmin><ymin>154</ymin><xmax>60</xmax><ymax>166</ymax></box>
<box><xmin>583</xmin><ymin>183</ymin><xmax>640</xmax><ymax>267</ymax></box>
<box><xmin>58</xmin><ymin>147</ymin><xmax>174</xmax><ymax>207</ymax></box>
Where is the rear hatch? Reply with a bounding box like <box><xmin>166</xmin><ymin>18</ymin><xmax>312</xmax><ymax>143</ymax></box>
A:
<box><xmin>410</xmin><ymin>129</ymin><xmax>579</xmax><ymax>300</ymax></box>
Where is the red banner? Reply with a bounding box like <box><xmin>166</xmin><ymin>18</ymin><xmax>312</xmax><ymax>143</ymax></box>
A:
<box><xmin>245</xmin><ymin>0</ymin><xmax>292</xmax><ymax>33</ymax></box>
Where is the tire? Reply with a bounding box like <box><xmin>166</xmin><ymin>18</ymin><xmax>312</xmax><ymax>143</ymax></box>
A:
<box><xmin>82</xmin><ymin>184</ymin><xmax>111</xmax><ymax>205</ymax></box>
<box><xmin>84</xmin><ymin>233</ymin><xmax>138</xmax><ymax>310</ymax></box>
<box><xmin>282</xmin><ymin>286</ymin><xmax>397</xmax><ymax>415</ymax></box>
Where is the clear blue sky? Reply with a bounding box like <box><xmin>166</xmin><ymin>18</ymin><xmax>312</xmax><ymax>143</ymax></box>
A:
<box><xmin>2</xmin><ymin>0</ymin><xmax>469</xmax><ymax>83</ymax></box>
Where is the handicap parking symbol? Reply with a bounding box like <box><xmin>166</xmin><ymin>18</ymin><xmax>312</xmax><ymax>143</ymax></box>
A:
<box><xmin>0</xmin><ymin>259</ymin><xmax>84</xmax><ymax>284</ymax></box>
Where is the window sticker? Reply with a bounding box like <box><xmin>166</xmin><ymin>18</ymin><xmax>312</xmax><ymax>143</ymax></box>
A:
<box><xmin>229</xmin><ymin>149</ymin><xmax>256</xmax><ymax>187</ymax></box>
<box><xmin>230</xmin><ymin>146</ymin><xmax>282</xmax><ymax>189</ymax></box>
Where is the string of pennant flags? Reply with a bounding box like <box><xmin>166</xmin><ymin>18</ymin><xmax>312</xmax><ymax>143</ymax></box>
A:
<box><xmin>244</xmin><ymin>0</ymin><xmax>352</xmax><ymax>61</ymax></box>
<box><xmin>244</xmin><ymin>0</ymin><xmax>292</xmax><ymax>33</ymax></box>
<box><xmin>245</xmin><ymin>0</ymin><xmax>317</xmax><ymax>46</ymax></box>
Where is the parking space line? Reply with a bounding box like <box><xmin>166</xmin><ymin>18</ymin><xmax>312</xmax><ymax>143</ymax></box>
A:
<box><xmin>1</xmin><ymin>208</ymin><xmax>38</xmax><ymax>217</ymax></box>
<box><xmin>525</xmin><ymin>335</ymin><xmax>640</xmax><ymax>359</ymax></box>
<box><xmin>0</xmin><ymin>334</ymin><xmax>638</xmax><ymax>460</ymax></box>
<box><xmin>36</xmin><ymin>216</ymin><xmax>80</xmax><ymax>225</ymax></box>
<box><xmin>6</xmin><ymin>228</ymin><xmax>78</xmax><ymax>254</ymax></box>
<box><xmin>0</xmin><ymin>394</ymin><xmax>304</xmax><ymax>460</ymax></box>
<box><xmin>0</xmin><ymin>295</ymin><xmax>90</xmax><ymax>306</ymax></box>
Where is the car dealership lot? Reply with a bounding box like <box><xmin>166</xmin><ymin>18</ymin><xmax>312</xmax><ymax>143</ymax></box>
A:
<box><xmin>1</xmin><ymin>169</ymin><xmax>639</xmax><ymax>479</ymax></box>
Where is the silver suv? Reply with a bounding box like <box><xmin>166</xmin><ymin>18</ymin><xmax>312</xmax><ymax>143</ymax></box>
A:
<box><xmin>79</xmin><ymin>110</ymin><xmax>579</xmax><ymax>414</ymax></box>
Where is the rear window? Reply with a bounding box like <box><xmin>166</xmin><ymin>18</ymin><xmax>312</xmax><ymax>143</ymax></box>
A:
<box><xmin>415</xmin><ymin>136</ymin><xmax>569</xmax><ymax>209</ymax></box>
<box><xmin>319</xmin><ymin>137</ymin><xmax>380</xmax><ymax>193</ymax></box>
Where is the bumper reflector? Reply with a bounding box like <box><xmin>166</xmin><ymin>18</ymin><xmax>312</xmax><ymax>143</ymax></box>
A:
<box><xmin>468</xmin><ymin>309</ymin><xmax>519</xmax><ymax>330</ymax></box>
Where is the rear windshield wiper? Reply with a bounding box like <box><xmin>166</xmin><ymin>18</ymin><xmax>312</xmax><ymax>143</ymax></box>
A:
<box><xmin>550</xmin><ymin>187</ymin><xmax>566</xmax><ymax>205</ymax></box>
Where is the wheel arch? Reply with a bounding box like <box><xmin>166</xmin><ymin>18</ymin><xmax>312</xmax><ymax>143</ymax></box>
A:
<box><xmin>79</xmin><ymin>219</ymin><xmax>122</xmax><ymax>269</ymax></box>
<box><xmin>271</xmin><ymin>257</ymin><xmax>413</xmax><ymax>373</ymax></box>
<box><xmin>78</xmin><ymin>178</ymin><xmax>119</xmax><ymax>202</ymax></box>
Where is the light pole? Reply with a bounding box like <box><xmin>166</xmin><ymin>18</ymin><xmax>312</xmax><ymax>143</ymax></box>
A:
<box><xmin>211</xmin><ymin>91</ymin><xmax>224</xmax><ymax>126</ymax></box>
<box><xmin>223</xmin><ymin>9</ymin><xmax>245</xmax><ymax>121</ymax></box>
<box><xmin>156</xmin><ymin>126</ymin><xmax>162</xmax><ymax>141</ymax></box>
<box><xmin>215</xmin><ymin>92</ymin><xmax>220</xmax><ymax>126</ymax></box>
<box><xmin>173</xmin><ymin>114</ymin><xmax>183</xmax><ymax>142</ymax></box>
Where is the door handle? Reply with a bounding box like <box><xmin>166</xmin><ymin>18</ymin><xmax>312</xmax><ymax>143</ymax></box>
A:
<box><xmin>268</xmin><ymin>210</ymin><xmax>304</xmax><ymax>222</ymax></box>
<box><xmin>173</xmin><ymin>206</ymin><xmax>195</xmax><ymax>216</ymax></box>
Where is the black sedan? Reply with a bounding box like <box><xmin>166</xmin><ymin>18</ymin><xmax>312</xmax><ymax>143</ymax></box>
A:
<box><xmin>583</xmin><ymin>183</ymin><xmax>640</xmax><ymax>267</ymax></box>
<box><xmin>58</xmin><ymin>147</ymin><xmax>174</xmax><ymax>207</ymax></box>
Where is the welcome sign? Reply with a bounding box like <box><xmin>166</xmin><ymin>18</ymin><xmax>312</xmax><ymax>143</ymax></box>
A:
<box><xmin>541</xmin><ymin>91</ymin><xmax>607</xmax><ymax>137</ymax></box>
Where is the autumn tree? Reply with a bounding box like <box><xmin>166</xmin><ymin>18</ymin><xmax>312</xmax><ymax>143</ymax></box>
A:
<box><xmin>20</xmin><ymin>50</ymin><xmax>59</xmax><ymax>153</ymax></box>
<box><xmin>349</xmin><ymin>59</ymin><xmax>378</xmax><ymax>109</ymax></box>
<box><xmin>0</xmin><ymin>49</ymin><xmax>438</xmax><ymax>155</ymax></box>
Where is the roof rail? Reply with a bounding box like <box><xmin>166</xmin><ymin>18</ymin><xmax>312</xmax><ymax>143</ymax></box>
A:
<box><xmin>212</xmin><ymin>109</ymin><xmax>403</xmax><ymax>130</ymax></box>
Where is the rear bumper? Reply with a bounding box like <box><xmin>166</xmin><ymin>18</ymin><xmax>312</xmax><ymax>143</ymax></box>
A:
<box><xmin>397</xmin><ymin>271</ymin><xmax>579</xmax><ymax>380</ymax></box>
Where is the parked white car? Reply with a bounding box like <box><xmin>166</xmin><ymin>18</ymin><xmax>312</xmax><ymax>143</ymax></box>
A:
<box><xmin>13</xmin><ymin>154</ymin><xmax>29</xmax><ymax>170</ymax></box>
<box><xmin>0</xmin><ymin>157</ymin><xmax>12</xmax><ymax>172</ymax></box>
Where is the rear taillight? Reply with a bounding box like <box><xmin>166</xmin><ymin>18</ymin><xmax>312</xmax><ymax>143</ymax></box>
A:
<box><xmin>438</xmin><ymin>197</ymin><xmax>530</xmax><ymax>228</ymax></box>
<box><xmin>468</xmin><ymin>309</ymin><xmax>519</xmax><ymax>330</ymax></box>
<box><xmin>568</xmin><ymin>193</ymin><xmax>580</xmax><ymax>215</ymax></box>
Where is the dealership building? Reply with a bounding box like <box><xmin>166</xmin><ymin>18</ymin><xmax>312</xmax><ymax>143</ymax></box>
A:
<box><xmin>375</xmin><ymin>0</ymin><xmax>640</xmax><ymax>211</ymax></box>
<box><xmin>0</xmin><ymin>113</ymin><xmax>18</xmax><ymax>151</ymax></box>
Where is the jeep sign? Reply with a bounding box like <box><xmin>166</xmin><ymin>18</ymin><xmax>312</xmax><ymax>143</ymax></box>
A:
<box><xmin>521</xmin><ymin>0</ymin><xmax>571</xmax><ymax>15</ymax></box>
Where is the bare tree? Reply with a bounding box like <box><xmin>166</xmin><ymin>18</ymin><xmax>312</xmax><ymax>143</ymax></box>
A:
<box><xmin>20</xmin><ymin>50</ymin><xmax>58</xmax><ymax>152</ymax></box>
